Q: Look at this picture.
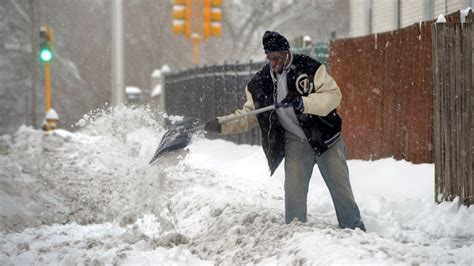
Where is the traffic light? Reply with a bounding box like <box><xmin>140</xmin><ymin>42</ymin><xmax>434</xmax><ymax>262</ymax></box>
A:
<box><xmin>202</xmin><ymin>0</ymin><xmax>222</xmax><ymax>39</ymax></box>
<box><xmin>39</xmin><ymin>27</ymin><xmax>53</xmax><ymax>62</ymax></box>
<box><xmin>172</xmin><ymin>0</ymin><xmax>192</xmax><ymax>38</ymax></box>
<box><xmin>172</xmin><ymin>0</ymin><xmax>223</xmax><ymax>64</ymax></box>
<box><xmin>40</xmin><ymin>42</ymin><xmax>52</xmax><ymax>62</ymax></box>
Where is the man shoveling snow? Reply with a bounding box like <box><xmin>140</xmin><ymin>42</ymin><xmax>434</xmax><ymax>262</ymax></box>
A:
<box><xmin>204</xmin><ymin>31</ymin><xmax>365</xmax><ymax>231</ymax></box>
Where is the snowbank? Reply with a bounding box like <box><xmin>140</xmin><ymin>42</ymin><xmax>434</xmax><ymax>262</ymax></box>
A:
<box><xmin>0</xmin><ymin>105</ymin><xmax>473</xmax><ymax>265</ymax></box>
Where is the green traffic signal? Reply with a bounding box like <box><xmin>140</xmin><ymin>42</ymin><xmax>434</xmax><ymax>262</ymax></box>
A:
<box><xmin>39</xmin><ymin>41</ymin><xmax>53</xmax><ymax>62</ymax></box>
<box><xmin>40</xmin><ymin>49</ymin><xmax>52</xmax><ymax>62</ymax></box>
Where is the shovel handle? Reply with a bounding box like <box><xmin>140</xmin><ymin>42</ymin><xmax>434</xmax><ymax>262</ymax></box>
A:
<box><xmin>188</xmin><ymin>104</ymin><xmax>277</xmax><ymax>133</ymax></box>
<box><xmin>218</xmin><ymin>104</ymin><xmax>276</xmax><ymax>124</ymax></box>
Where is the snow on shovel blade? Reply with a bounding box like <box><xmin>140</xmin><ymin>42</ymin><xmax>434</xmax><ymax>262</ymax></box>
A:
<box><xmin>149</xmin><ymin>117</ymin><xmax>199</xmax><ymax>165</ymax></box>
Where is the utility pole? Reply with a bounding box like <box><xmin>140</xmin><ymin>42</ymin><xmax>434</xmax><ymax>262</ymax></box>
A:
<box><xmin>111</xmin><ymin>0</ymin><xmax>125</xmax><ymax>106</ymax></box>
<box><xmin>31</xmin><ymin>0</ymin><xmax>37</xmax><ymax>128</ymax></box>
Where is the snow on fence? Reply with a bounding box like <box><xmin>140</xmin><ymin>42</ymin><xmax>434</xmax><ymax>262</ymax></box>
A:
<box><xmin>163</xmin><ymin>61</ymin><xmax>264</xmax><ymax>145</ymax></box>
<box><xmin>432</xmin><ymin>10</ymin><xmax>474</xmax><ymax>206</ymax></box>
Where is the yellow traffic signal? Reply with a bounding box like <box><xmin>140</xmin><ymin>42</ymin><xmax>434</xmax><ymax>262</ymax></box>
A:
<box><xmin>173</xmin><ymin>0</ymin><xmax>223</xmax><ymax>65</ymax></box>
<box><xmin>172</xmin><ymin>5</ymin><xmax>185</xmax><ymax>19</ymax></box>
<box><xmin>203</xmin><ymin>0</ymin><xmax>222</xmax><ymax>39</ymax></box>
<box><xmin>211</xmin><ymin>7</ymin><xmax>222</xmax><ymax>21</ymax></box>
<box><xmin>172</xmin><ymin>0</ymin><xmax>192</xmax><ymax>38</ymax></box>
<box><xmin>211</xmin><ymin>22</ymin><xmax>221</xmax><ymax>37</ymax></box>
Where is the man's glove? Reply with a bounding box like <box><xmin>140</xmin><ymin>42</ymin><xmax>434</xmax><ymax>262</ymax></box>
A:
<box><xmin>279</xmin><ymin>91</ymin><xmax>304</xmax><ymax>112</ymax></box>
<box><xmin>204</xmin><ymin>118</ymin><xmax>222</xmax><ymax>133</ymax></box>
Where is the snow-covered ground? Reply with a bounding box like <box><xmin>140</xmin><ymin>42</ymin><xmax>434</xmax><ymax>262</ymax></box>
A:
<box><xmin>0</xmin><ymin>106</ymin><xmax>473</xmax><ymax>265</ymax></box>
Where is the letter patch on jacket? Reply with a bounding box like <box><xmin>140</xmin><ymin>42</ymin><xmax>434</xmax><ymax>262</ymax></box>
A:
<box><xmin>295</xmin><ymin>74</ymin><xmax>314</xmax><ymax>95</ymax></box>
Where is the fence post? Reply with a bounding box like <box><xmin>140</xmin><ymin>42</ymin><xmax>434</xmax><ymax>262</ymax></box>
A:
<box><xmin>433</xmin><ymin>13</ymin><xmax>474</xmax><ymax>206</ymax></box>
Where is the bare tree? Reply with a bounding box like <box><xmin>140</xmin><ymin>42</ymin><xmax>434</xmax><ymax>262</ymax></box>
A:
<box><xmin>0</xmin><ymin>0</ymin><xmax>40</xmax><ymax>133</ymax></box>
<box><xmin>201</xmin><ymin>0</ymin><xmax>349</xmax><ymax>63</ymax></box>
<box><xmin>123</xmin><ymin>0</ymin><xmax>192</xmax><ymax>95</ymax></box>
<box><xmin>122</xmin><ymin>0</ymin><xmax>349</xmax><ymax>94</ymax></box>
<box><xmin>0</xmin><ymin>0</ymin><xmax>349</xmax><ymax>134</ymax></box>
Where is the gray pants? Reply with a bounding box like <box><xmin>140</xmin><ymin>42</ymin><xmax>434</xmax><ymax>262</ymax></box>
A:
<box><xmin>284</xmin><ymin>132</ymin><xmax>364</xmax><ymax>230</ymax></box>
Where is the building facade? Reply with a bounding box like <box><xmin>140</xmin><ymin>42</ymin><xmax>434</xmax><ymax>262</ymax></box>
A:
<box><xmin>350</xmin><ymin>0</ymin><xmax>473</xmax><ymax>37</ymax></box>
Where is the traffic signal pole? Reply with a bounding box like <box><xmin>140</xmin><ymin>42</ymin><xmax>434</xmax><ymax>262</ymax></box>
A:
<box><xmin>192</xmin><ymin>34</ymin><xmax>200</xmax><ymax>65</ymax></box>
<box><xmin>44</xmin><ymin>61</ymin><xmax>51</xmax><ymax>111</ymax></box>
<box><xmin>39</xmin><ymin>26</ymin><xmax>59</xmax><ymax>131</ymax></box>
<box><xmin>39</xmin><ymin>26</ymin><xmax>54</xmax><ymax>113</ymax></box>
<box><xmin>192</xmin><ymin>0</ymin><xmax>200</xmax><ymax>64</ymax></box>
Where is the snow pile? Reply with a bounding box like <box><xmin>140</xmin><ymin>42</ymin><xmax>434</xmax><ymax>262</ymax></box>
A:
<box><xmin>436</xmin><ymin>14</ymin><xmax>446</xmax><ymax>23</ymax></box>
<box><xmin>1</xmin><ymin>105</ymin><xmax>473</xmax><ymax>265</ymax></box>
<box><xmin>461</xmin><ymin>7</ymin><xmax>472</xmax><ymax>24</ymax></box>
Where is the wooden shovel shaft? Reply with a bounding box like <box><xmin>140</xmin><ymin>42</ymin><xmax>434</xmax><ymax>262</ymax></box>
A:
<box><xmin>189</xmin><ymin>104</ymin><xmax>277</xmax><ymax>132</ymax></box>
<box><xmin>219</xmin><ymin>104</ymin><xmax>276</xmax><ymax>124</ymax></box>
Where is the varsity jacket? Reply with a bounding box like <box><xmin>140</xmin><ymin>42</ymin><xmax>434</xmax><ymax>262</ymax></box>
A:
<box><xmin>219</xmin><ymin>53</ymin><xmax>343</xmax><ymax>175</ymax></box>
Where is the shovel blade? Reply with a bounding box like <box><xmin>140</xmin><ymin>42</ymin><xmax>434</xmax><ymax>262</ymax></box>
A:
<box><xmin>149</xmin><ymin>117</ymin><xmax>199</xmax><ymax>165</ymax></box>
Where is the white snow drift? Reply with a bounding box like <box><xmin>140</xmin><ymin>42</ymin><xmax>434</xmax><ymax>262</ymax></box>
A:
<box><xmin>0</xmin><ymin>105</ymin><xmax>473</xmax><ymax>265</ymax></box>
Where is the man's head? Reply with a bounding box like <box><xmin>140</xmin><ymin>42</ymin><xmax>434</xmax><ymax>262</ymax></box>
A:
<box><xmin>262</xmin><ymin>31</ymin><xmax>290</xmax><ymax>74</ymax></box>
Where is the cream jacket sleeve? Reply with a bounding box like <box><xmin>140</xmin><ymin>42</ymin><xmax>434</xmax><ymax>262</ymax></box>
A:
<box><xmin>301</xmin><ymin>64</ymin><xmax>342</xmax><ymax>116</ymax></box>
<box><xmin>218</xmin><ymin>87</ymin><xmax>260</xmax><ymax>134</ymax></box>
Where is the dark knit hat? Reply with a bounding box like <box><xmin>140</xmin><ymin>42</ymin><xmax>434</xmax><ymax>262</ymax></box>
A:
<box><xmin>262</xmin><ymin>31</ymin><xmax>290</xmax><ymax>54</ymax></box>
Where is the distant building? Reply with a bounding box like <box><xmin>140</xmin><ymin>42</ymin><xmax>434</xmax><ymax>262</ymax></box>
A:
<box><xmin>350</xmin><ymin>0</ymin><xmax>473</xmax><ymax>37</ymax></box>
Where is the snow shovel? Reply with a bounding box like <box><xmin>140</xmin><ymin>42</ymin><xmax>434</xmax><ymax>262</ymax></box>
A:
<box><xmin>149</xmin><ymin>104</ymin><xmax>276</xmax><ymax>165</ymax></box>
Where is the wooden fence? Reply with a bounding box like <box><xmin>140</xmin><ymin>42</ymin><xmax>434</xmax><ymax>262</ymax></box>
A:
<box><xmin>163</xmin><ymin>61</ymin><xmax>263</xmax><ymax>145</ymax></box>
<box><xmin>432</xmin><ymin>10</ymin><xmax>474</xmax><ymax>206</ymax></box>
<box><xmin>329</xmin><ymin>22</ymin><xmax>434</xmax><ymax>164</ymax></box>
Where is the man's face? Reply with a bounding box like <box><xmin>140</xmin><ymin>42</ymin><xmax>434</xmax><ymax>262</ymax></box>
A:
<box><xmin>266</xmin><ymin>51</ymin><xmax>288</xmax><ymax>74</ymax></box>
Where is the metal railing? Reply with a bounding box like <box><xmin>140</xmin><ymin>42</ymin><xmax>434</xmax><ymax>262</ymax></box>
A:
<box><xmin>163</xmin><ymin>61</ymin><xmax>264</xmax><ymax>145</ymax></box>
